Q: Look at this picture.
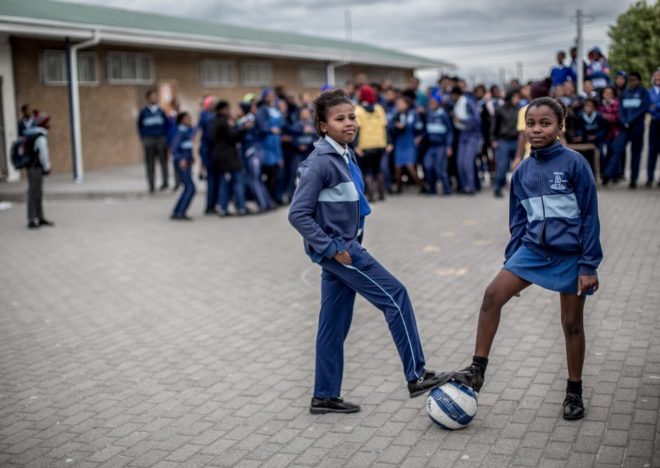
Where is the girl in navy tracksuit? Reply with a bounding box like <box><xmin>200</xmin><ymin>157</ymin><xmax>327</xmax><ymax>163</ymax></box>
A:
<box><xmin>388</xmin><ymin>96</ymin><xmax>425</xmax><ymax>192</ymax></box>
<box><xmin>452</xmin><ymin>97</ymin><xmax>603</xmax><ymax>421</ymax></box>
<box><xmin>170</xmin><ymin>112</ymin><xmax>196</xmax><ymax>220</ymax></box>
<box><xmin>289</xmin><ymin>90</ymin><xmax>450</xmax><ymax>415</ymax></box>
<box><xmin>423</xmin><ymin>94</ymin><xmax>454</xmax><ymax>195</ymax></box>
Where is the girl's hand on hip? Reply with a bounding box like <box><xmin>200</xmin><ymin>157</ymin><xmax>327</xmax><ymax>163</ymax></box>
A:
<box><xmin>577</xmin><ymin>275</ymin><xmax>599</xmax><ymax>296</ymax></box>
<box><xmin>334</xmin><ymin>250</ymin><xmax>352</xmax><ymax>265</ymax></box>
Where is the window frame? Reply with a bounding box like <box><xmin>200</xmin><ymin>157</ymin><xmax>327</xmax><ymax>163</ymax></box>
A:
<box><xmin>199</xmin><ymin>59</ymin><xmax>237</xmax><ymax>88</ymax></box>
<box><xmin>40</xmin><ymin>49</ymin><xmax>99</xmax><ymax>86</ymax></box>
<box><xmin>299</xmin><ymin>63</ymin><xmax>326</xmax><ymax>88</ymax></box>
<box><xmin>240</xmin><ymin>61</ymin><xmax>273</xmax><ymax>87</ymax></box>
<box><xmin>106</xmin><ymin>51</ymin><xmax>155</xmax><ymax>85</ymax></box>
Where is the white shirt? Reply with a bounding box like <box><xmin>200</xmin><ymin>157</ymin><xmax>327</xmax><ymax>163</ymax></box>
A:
<box><xmin>33</xmin><ymin>127</ymin><xmax>51</xmax><ymax>171</ymax></box>
<box><xmin>324</xmin><ymin>135</ymin><xmax>349</xmax><ymax>165</ymax></box>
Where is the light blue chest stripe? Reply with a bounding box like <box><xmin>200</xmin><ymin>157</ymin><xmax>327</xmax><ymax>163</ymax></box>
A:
<box><xmin>521</xmin><ymin>193</ymin><xmax>579</xmax><ymax>222</ymax></box>
<box><xmin>318</xmin><ymin>182</ymin><xmax>359</xmax><ymax>203</ymax></box>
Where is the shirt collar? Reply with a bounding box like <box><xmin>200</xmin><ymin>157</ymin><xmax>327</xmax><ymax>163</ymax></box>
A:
<box><xmin>324</xmin><ymin>135</ymin><xmax>349</xmax><ymax>163</ymax></box>
<box><xmin>148</xmin><ymin>105</ymin><xmax>159</xmax><ymax>112</ymax></box>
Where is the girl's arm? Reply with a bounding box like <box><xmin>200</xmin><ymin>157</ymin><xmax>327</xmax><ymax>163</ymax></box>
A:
<box><xmin>574</xmin><ymin>161</ymin><xmax>603</xmax><ymax>276</ymax></box>
<box><xmin>288</xmin><ymin>165</ymin><xmax>344</xmax><ymax>258</ymax></box>
<box><xmin>170</xmin><ymin>131</ymin><xmax>183</xmax><ymax>160</ymax></box>
<box><xmin>255</xmin><ymin>107</ymin><xmax>271</xmax><ymax>136</ymax></box>
<box><xmin>504</xmin><ymin>171</ymin><xmax>527</xmax><ymax>262</ymax></box>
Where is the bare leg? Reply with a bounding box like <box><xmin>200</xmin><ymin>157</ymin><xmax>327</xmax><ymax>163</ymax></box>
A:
<box><xmin>474</xmin><ymin>269</ymin><xmax>531</xmax><ymax>358</ymax></box>
<box><xmin>560</xmin><ymin>293</ymin><xmax>586</xmax><ymax>382</ymax></box>
<box><xmin>405</xmin><ymin>163</ymin><xmax>424</xmax><ymax>187</ymax></box>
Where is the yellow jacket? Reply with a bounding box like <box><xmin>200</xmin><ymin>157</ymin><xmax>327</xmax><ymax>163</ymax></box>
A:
<box><xmin>355</xmin><ymin>104</ymin><xmax>387</xmax><ymax>150</ymax></box>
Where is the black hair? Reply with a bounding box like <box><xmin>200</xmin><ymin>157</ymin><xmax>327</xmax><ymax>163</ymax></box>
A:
<box><xmin>504</xmin><ymin>89</ymin><xmax>520</xmax><ymax>104</ymax></box>
<box><xmin>313</xmin><ymin>89</ymin><xmax>353</xmax><ymax>134</ymax></box>
<box><xmin>215</xmin><ymin>100</ymin><xmax>230</xmax><ymax>113</ymax></box>
<box><xmin>584</xmin><ymin>98</ymin><xmax>599</xmax><ymax>108</ymax></box>
<box><xmin>490</xmin><ymin>85</ymin><xmax>500</xmax><ymax>94</ymax></box>
<box><xmin>629</xmin><ymin>71</ymin><xmax>641</xmax><ymax>81</ymax></box>
<box><xmin>175</xmin><ymin>111</ymin><xmax>189</xmax><ymax>125</ymax></box>
<box><xmin>145</xmin><ymin>89</ymin><xmax>157</xmax><ymax>99</ymax></box>
<box><xmin>20</xmin><ymin>104</ymin><xmax>29</xmax><ymax>113</ymax></box>
<box><xmin>402</xmin><ymin>89</ymin><xmax>417</xmax><ymax>102</ymax></box>
<box><xmin>525</xmin><ymin>97</ymin><xmax>567</xmax><ymax>127</ymax></box>
<box><xmin>450</xmin><ymin>86</ymin><xmax>463</xmax><ymax>96</ymax></box>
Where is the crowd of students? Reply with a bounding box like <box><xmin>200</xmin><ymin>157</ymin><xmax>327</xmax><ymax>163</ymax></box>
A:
<box><xmin>133</xmin><ymin>49</ymin><xmax>660</xmax><ymax>220</ymax></box>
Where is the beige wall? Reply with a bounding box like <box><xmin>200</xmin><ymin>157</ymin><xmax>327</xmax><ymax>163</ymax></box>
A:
<box><xmin>12</xmin><ymin>37</ymin><xmax>414</xmax><ymax>173</ymax></box>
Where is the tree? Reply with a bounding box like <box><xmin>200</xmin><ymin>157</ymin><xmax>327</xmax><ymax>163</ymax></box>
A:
<box><xmin>608</xmin><ymin>0</ymin><xmax>660</xmax><ymax>84</ymax></box>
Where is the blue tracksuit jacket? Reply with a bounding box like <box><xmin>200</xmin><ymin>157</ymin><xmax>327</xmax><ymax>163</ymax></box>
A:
<box><xmin>648</xmin><ymin>85</ymin><xmax>660</xmax><ymax>121</ymax></box>
<box><xmin>256</xmin><ymin>104</ymin><xmax>284</xmax><ymax>166</ymax></box>
<box><xmin>576</xmin><ymin>111</ymin><xmax>607</xmax><ymax>144</ymax></box>
<box><xmin>506</xmin><ymin>141</ymin><xmax>603</xmax><ymax>276</ymax></box>
<box><xmin>619</xmin><ymin>86</ymin><xmax>649</xmax><ymax>126</ymax></box>
<box><xmin>171</xmin><ymin>125</ymin><xmax>194</xmax><ymax>163</ymax></box>
<box><xmin>425</xmin><ymin>108</ymin><xmax>453</xmax><ymax>147</ymax></box>
<box><xmin>137</xmin><ymin>106</ymin><xmax>167</xmax><ymax>138</ymax></box>
<box><xmin>289</xmin><ymin>138</ymin><xmax>370</xmax><ymax>263</ymax></box>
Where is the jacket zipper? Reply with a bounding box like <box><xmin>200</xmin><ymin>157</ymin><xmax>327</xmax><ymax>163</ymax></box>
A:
<box><xmin>335</xmin><ymin>151</ymin><xmax>361</xmax><ymax>239</ymax></box>
<box><xmin>538</xmin><ymin>156</ymin><xmax>547</xmax><ymax>246</ymax></box>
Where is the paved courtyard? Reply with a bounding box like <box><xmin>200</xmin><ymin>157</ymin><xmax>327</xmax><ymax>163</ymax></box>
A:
<box><xmin>0</xmin><ymin>184</ymin><xmax>659</xmax><ymax>467</ymax></box>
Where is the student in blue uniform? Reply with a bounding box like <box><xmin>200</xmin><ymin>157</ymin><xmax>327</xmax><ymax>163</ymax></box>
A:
<box><xmin>289</xmin><ymin>90</ymin><xmax>450</xmax><ymax>414</ymax></box>
<box><xmin>257</xmin><ymin>88</ymin><xmax>284</xmax><ymax>204</ymax></box>
<box><xmin>615</xmin><ymin>71</ymin><xmax>649</xmax><ymax>189</ymax></box>
<box><xmin>451</xmin><ymin>86</ymin><xmax>482</xmax><ymax>194</ymax></box>
<box><xmin>196</xmin><ymin>96</ymin><xmax>218</xmax><ymax>214</ymax></box>
<box><xmin>137</xmin><ymin>90</ymin><xmax>169</xmax><ymax>192</ymax></box>
<box><xmin>491</xmin><ymin>89</ymin><xmax>522</xmax><ymax>198</ymax></box>
<box><xmin>170</xmin><ymin>112</ymin><xmax>196</xmax><ymax>220</ymax></box>
<box><xmin>212</xmin><ymin>101</ymin><xmax>246</xmax><ymax>217</ymax></box>
<box><xmin>574</xmin><ymin>98</ymin><xmax>607</xmax><ymax>174</ymax></box>
<box><xmin>646</xmin><ymin>69</ymin><xmax>660</xmax><ymax>187</ymax></box>
<box><xmin>286</xmin><ymin>106</ymin><xmax>316</xmax><ymax>200</ymax></box>
<box><xmin>238</xmin><ymin>100</ymin><xmax>275</xmax><ymax>213</ymax></box>
<box><xmin>550</xmin><ymin>50</ymin><xmax>572</xmax><ymax>88</ymax></box>
<box><xmin>388</xmin><ymin>96</ymin><xmax>425</xmax><ymax>193</ymax></box>
<box><xmin>423</xmin><ymin>93</ymin><xmax>453</xmax><ymax>195</ymax></box>
<box><xmin>452</xmin><ymin>97</ymin><xmax>603</xmax><ymax>421</ymax></box>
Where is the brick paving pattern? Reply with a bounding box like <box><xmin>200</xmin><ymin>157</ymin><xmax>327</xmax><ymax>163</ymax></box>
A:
<box><xmin>0</xmin><ymin>186</ymin><xmax>658</xmax><ymax>467</ymax></box>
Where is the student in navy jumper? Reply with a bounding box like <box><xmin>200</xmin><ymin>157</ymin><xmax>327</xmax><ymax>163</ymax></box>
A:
<box><xmin>451</xmin><ymin>97</ymin><xmax>602</xmax><ymax>421</ymax></box>
<box><xmin>170</xmin><ymin>112</ymin><xmax>196</xmax><ymax>220</ymax></box>
<box><xmin>257</xmin><ymin>88</ymin><xmax>284</xmax><ymax>204</ymax></box>
<box><xmin>492</xmin><ymin>89</ymin><xmax>522</xmax><ymax>198</ymax></box>
<box><xmin>286</xmin><ymin>107</ymin><xmax>316</xmax><ymax>200</ymax></box>
<box><xmin>196</xmin><ymin>96</ymin><xmax>218</xmax><ymax>213</ymax></box>
<box><xmin>289</xmin><ymin>90</ymin><xmax>450</xmax><ymax>414</ymax></box>
<box><xmin>574</xmin><ymin>98</ymin><xmax>607</xmax><ymax>174</ymax></box>
<box><xmin>452</xmin><ymin>86</ymin><xmax>482</xmax><ymax>194</ymax></box>
<box><xmin>614</xmin><ymin>71</ymin><xmax>649</xmax><ymax>188</ymax></box>
<box><xmin>550</xmin><ymin>50</ymin><xmax>572</xmax><ymax>88</ymax></box>
<box><xmin>646</xmin><ymin>69</ymin><xmax>660</xmax><ymax>187</ymax></box>
<box><xmin>388</xmin><ymin>96</ymin><xmax>425</xmax><ymax>193</ymax></box>
<box><xmin>423</xmin><ymin>93</ymin><xmax>454</xmax><ymax>195</ymax></box>
<box><xmin>137</xmin><ymin>90</ymin><xmax>169</xmax><ymax>192</ymax></box>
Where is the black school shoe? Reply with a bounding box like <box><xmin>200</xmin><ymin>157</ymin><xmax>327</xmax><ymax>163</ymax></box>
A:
<box><xmin>563</xmin><ymin>393</ymin><xmax>585</xmax><ymax>420</ymax></box>
<box><xmin>408</xmin><ymin>370</ymin><xmax>453</xmax><ymax>398</ymax></box>
<box><xmin>451</xmin><ymin>364</ymin><xmax>485</xmax><ymax>393</ymax></box>
<box><xmin>38</xmin><ymin>218</ymin><xmax>54</xmax><ymax>227</ymax></box>
<box><xmin>310</xmin><ymin>397</ymin><xmax>360</xmax><ymax>414</ymax></box>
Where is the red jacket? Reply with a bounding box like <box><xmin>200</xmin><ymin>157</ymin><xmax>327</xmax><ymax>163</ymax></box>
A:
<box><xmin>599</xmin><ymin>99</ymin><xmax>620</xmax><ymax>141</ymax></box>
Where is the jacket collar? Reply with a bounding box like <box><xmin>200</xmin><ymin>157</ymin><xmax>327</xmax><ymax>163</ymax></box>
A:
<box><xmin>531</xmin><ymin>140</ymin><xmax>563</xmax><ymax>160</ymax></box>
<box><xmin>314</xmin><ymin>136</ymin><xmax>347</xmax><ymax>157</ymax></box>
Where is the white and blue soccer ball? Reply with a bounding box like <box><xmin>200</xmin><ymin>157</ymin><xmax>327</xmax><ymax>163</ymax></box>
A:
<box><xmin>426</xmin><ymin>381</ymin><xmax>478</xmax><ymax>430</ymax></box>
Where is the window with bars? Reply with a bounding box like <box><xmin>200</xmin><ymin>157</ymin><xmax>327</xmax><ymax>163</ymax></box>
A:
<box><xmin>41</xmin><ymin>50</ymin><xmax>98</xmax><ymax>85</ymax></box>
<box><xmin>240</xmin><ymin>61</ymin><xmax>273</xmax><ymax>87</ymax></box>
<box><xmin>200</xmin><ymin>60</ymin><xmax>236</xmax><ymax>87</ymax></box>
<box><xmin>106</xmin><ymin>52</ymin><xmax>154</xmax><ymax>84</ymax></box>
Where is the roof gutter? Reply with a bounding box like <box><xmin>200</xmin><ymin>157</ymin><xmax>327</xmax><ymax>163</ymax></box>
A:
<box><xmin>0</xmin><ymin>16</ymin><xmax>448</xmax><ymax>69</ymax></box>
<box><xmin>67</xmin><ymin>29</ymin><xmax>100</xmax><ymax>182</ymax></box>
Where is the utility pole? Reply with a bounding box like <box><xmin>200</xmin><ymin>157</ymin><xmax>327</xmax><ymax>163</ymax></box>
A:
<box><xmin>344</xmin><ymin>9</ymin><xmax>352</xmax><ymax>42</ymax></box>
<box><xmin>576</xmin><ymin>9</ymin><xmax>584</xmax><ymax>95</ymax></box>
<box><xmin>499</xmin><ymin>67</ymin><xmax>506</xmax><ymax>86</ymax></box>
<box><xmin>516</xmin><ymin>61</ymin><xmax>523</xmax><ymax>83</ymax></box>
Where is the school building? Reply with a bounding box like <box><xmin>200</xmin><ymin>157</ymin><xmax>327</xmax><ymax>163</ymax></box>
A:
<box><xmin>0</xmin><ymin>0</ymin><xmax>449</xmax><ymax>181</ymax></box>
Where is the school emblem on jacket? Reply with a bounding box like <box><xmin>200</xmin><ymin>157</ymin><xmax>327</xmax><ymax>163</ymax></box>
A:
<box><xmin>550</xmin><ymin>172</ymin><xmax>568</xmax><ymax>190</ymax></box>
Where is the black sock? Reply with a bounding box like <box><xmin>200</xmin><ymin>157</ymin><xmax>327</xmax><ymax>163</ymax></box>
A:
<box><xmin>566</xmin><ymin>379</ymin><xmax>582</xmax><ymax>395</ymax></box>
<box><xmin>472</xmin><ymin>355</ymin><xmax>488</xmax><ymax>373</ymax></box>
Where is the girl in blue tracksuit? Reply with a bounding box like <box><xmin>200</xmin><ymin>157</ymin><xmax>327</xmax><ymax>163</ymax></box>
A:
<box><xmin>452</xmin><ymin>97</ymin><xmax>603</xmax><ymax>421</ymax></box>
<box><xmin>289</xmin><ymin>90</ymin><xmax>450</xmax><ymax>415</ymax></box>
<box><xmin>170</xmin><ymin>112</ymin><xmax>196</xmax><ymax>220</ymax></box>
<box><xmin>257</xmin><ymin>88</ymin><xmax>284</xmax><ymax>203</ymax></box>
<box><xmin>423</xmin><ymin>94</ymin><xmax>454</xmax><ymax>195</ymax></box>
<box><xmin>647</xmin><ymin>69</ymin><xmax>660</xmax><ymax>186</ymax></box>
<box><xmin>388</xmin><ymin>96</ymin><xmax>425</xmax><ymax>192</ymax></box>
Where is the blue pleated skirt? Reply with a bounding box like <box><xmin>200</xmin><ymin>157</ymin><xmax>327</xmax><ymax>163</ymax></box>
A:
<box><xmin>504</xmin><ymin>245</ymin><xmax>594</xmax><ymax>295</ymax></box>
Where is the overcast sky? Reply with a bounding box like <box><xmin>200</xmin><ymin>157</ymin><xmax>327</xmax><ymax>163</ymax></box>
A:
<box><xmin>63</xmin><ymin>0</ymin><xmax>636</xmax><ymax>86</ymax></box>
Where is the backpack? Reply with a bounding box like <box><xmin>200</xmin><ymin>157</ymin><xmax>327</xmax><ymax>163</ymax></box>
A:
<box><xmin>10</xmin><ymin>134</ymin><xmax>40</xmax><ymax>169</ymax></box>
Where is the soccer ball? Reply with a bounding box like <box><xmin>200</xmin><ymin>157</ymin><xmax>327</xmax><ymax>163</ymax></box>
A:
<box><xmin>426</xmin><ymin>381</ymin><xmax>478</xmax><ymax>430</ymax></box>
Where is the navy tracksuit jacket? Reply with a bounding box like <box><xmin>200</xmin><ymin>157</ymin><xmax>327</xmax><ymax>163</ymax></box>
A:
<box><xmin>289</xmin><ymin>137</ymin><xmax>427</xmax><ymax>398</ymax></box>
